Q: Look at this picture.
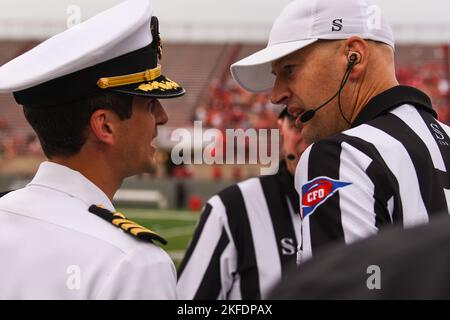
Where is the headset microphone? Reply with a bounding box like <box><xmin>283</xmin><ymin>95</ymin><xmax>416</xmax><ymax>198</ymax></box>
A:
<box><xmin>300</xmin><ymin>52</ymin><xmax>360</xmax><ymax>124</ymax></box>
<box><xmin>299</xmin><ymin>109</ymin><xmax>316</xmax><ymax>123</ymax></box>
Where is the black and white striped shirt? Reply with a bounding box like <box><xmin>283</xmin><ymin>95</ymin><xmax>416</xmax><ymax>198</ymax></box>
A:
<box><xmin>296</xmin><ymin>86</ymin><xmax>450</xmax><ymax>263</ymax></box>
<box><xmin>177</xmin><ymin>162</ymin><xmax>301</xmax><ymax>299</ymax></box>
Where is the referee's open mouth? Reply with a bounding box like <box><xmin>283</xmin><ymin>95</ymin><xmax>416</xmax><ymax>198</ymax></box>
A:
<box><xmin>294</xmin><ymin>116</ymin><xmax>305</xmax><ymax>130</ymax></box>
<box><xmin>287</xmin><ymin>107</ymin><xmax>306</xmax><ymax>129</ymax></box>
<box><xmin>287</xmin><ymin>106</ymin><xmax>305</xmax><ymax>117</ymax></box>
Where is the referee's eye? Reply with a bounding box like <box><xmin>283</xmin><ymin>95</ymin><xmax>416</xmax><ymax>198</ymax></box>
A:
<box><xmin>283</xmin><ymin>65</ymin><xmax>296</xmax><ymax>78</ymax></box>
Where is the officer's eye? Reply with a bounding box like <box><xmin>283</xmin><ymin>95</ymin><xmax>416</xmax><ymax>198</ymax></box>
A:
<box><xmin>147</xmin><ymin>99</ymin><xmax>156</xmax><ymax>113</ymax></box>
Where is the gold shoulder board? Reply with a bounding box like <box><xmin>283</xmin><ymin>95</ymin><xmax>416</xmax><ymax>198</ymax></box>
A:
<box><xmin>89</xmin><ymin>205</ymin><xmax>167</xmax><ymax>245</ymax></box>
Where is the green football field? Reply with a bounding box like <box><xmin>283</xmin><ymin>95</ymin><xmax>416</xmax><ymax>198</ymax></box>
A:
<box><xmin>117</xmin><ymin>207</ymin><xmax>199</xmax><ymax>269</ymax></box>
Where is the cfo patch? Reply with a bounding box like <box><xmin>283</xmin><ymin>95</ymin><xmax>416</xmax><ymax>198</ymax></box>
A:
<box><xmin>301</xmin><ymin>176</ymin><xmax>351</xmax><ymax>219</ymax></box>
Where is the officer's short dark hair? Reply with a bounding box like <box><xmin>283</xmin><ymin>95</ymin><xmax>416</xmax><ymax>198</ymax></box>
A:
<box><xmin>23</xmin><ymin>92</ymin><xmax>133</xmax><ymax>158</ymax></box>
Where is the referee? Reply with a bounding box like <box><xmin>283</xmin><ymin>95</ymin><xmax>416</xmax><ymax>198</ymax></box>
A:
<box><xmin>231</xmin><ymin>0</ymin><xmax>450</xmax><ymax>263</ymax></box>
<box><xmin>177</xmin><ymin>108</ymin><xmax>309</xmax><ymax>299</ymax></box>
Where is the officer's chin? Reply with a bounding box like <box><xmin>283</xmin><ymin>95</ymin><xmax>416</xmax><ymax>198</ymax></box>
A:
<box><xmin>144</xmin><ymin>154</ymin><xmax>156</xmax><ymax>172</ymax></box>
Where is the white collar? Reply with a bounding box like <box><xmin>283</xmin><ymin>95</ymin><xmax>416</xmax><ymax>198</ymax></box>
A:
<box><xmin>28</xmin><ymin>161</ymin><xmax>115</xmax><ymax>212</ymax></box>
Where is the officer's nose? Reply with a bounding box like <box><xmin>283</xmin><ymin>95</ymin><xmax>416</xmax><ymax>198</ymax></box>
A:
<box><xmin>155</xmin><ymin>100</ymin><xmax>168</xmax><ymax>126</ymax></box>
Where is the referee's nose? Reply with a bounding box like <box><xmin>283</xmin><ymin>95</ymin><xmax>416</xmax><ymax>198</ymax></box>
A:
<box><xmin>270</xmin><ymin>76</ymin><xmax>291</xmax><ymax>106</ymax></box>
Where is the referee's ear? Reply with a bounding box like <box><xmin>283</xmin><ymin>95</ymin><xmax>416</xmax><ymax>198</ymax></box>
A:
<box><xmin>343</xmin><ymin>36</ymin><xmax>369</xmax><ymax>81</ymax></box>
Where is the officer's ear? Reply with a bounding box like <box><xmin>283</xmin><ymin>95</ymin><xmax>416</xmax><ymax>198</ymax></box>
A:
<box><xmin>89</xmin><ymin>109</ymin><xmax>116</xmax><ymax>145</ymax></box>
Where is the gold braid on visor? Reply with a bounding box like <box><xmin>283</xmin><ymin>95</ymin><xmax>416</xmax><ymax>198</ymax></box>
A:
<box><xmin>97</xmin><ymin>65</ymin><xmax>161</xmax><ymax>89</ymax></box>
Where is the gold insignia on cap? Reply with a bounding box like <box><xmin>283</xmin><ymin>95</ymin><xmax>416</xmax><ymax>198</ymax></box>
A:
<box><xmin>136</xmin><ymin>78</ymin><xmax>180</xmax><ymax>92</ymax></box>
<box><xmin>88</xmin><ymin>205</ymin><xmax>167</xmax><ymax>245</ymax></box>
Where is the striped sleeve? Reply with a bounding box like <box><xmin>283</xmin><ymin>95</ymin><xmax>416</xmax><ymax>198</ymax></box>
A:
<box><xmin>177</xmin><ymin>196</ymin><xmax>235</xmax><ymax>300</ymax></box>
<box><xmin>295</xmin><ymin>135</ymin><xmax>396</xmax><ymax>262</ymax></box>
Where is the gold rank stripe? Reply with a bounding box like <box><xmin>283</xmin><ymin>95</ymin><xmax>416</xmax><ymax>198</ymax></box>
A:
<box><xmin>129</xmin><ymin>227</ymin><xmax>153</xmax><ymax>237</ymax></box>
<box><xmin>97</xmin><ymin>65</ymin><xmax>162</xmax><ymax>89</ymax></box>
<box><xmin>113</xmin><ymin>212</ymin><xmax>126</xmax><ymax>219</ymax></box>
<box><xmin>112</xmin><ymin>218</ymin><xmax>131</xmax><ymax>226</ymax></box>
<box><xmin>118</xmin><ymin>222</ymin><xmax>138</xmax><ymax>231</ymax></box>
<box><xmin>112</xmin><ymin>218</ymin><xmax>160</xmax><ymax>236</ymax></box>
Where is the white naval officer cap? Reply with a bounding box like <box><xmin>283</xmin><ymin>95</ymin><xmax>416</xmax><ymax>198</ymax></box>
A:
<box><xmin>0</xmin><ymin>0</ymin><xmax>185</xmax><ymax>107</ymax></box>
<box><xmin>230</xmin><ymin>0</ymin><xmax>395</xmax><ymax>93</ymax></box>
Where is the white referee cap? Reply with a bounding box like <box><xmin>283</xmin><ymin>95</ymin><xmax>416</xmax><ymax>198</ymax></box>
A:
<box><xmin>230</xmin><ymin>0</ymin><xmax>394</xmax><ymax>93</ymax></box>
<box><xmin>0</xmin><ymin>0</ymin><xmax>185</xmax><ymax>107</ymax></box>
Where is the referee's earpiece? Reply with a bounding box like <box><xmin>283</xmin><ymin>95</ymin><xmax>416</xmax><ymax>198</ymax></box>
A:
<box><xmin>347</xmin><ymin>52</ymin><xmax>361</xmax><ymax>69</ymax></box>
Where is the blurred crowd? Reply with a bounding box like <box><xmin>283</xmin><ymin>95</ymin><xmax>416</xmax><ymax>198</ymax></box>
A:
<box><xmin>0</xmin><ymin>119</ymin><xmax>42</xmax><ymax>159</ymax></box>
<box><xmin>194</xmin><ymin>78</ymin><xmax>280</xmax><ymax>130</ymax></box>
<box><xmin>396</xmin><ymin>63</ymin><xmax>449</xmax><ymax>123</ymax></box>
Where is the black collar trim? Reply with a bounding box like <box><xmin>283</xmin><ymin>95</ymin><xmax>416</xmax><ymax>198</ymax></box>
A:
<box><xmin>351</xmin><ymin>85</ymin><xmax>436</xmax><ymax>128</ymax></box>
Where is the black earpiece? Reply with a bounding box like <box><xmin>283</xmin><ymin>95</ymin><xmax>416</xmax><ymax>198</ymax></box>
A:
<box><xmin>348</xmin><ymin>52</ymin><xmax>361</xmax><ymax>67</ymax></box>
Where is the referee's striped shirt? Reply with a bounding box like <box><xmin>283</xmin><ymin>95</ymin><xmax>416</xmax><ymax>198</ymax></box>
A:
<box><xmin>177</xmin><ymin>162</ymin><xmax>301</xmax><ymax>299</ymax></box>
<box><xmin>295</xmin><ymin>86</ymin><xmax>450</xmax><ymax>263</ymax></box>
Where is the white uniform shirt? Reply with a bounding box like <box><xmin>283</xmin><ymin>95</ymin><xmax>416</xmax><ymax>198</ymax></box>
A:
<box><xmin>0</xmin><ymin>161</ymin><xmax>176</xmax><ymax>299</ymax></box>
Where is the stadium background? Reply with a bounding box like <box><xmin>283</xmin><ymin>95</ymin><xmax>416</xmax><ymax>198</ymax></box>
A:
<box><xmin>1</xmin><ymin>0</ymin><xmax>450</xmax><ymax>267</ymax></box>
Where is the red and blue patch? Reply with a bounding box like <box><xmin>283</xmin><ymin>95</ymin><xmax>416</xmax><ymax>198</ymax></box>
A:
<box><xmin>301</xmin><ymin>176</ymin><xmax>351</xmax><ymax>219</ymax></box>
